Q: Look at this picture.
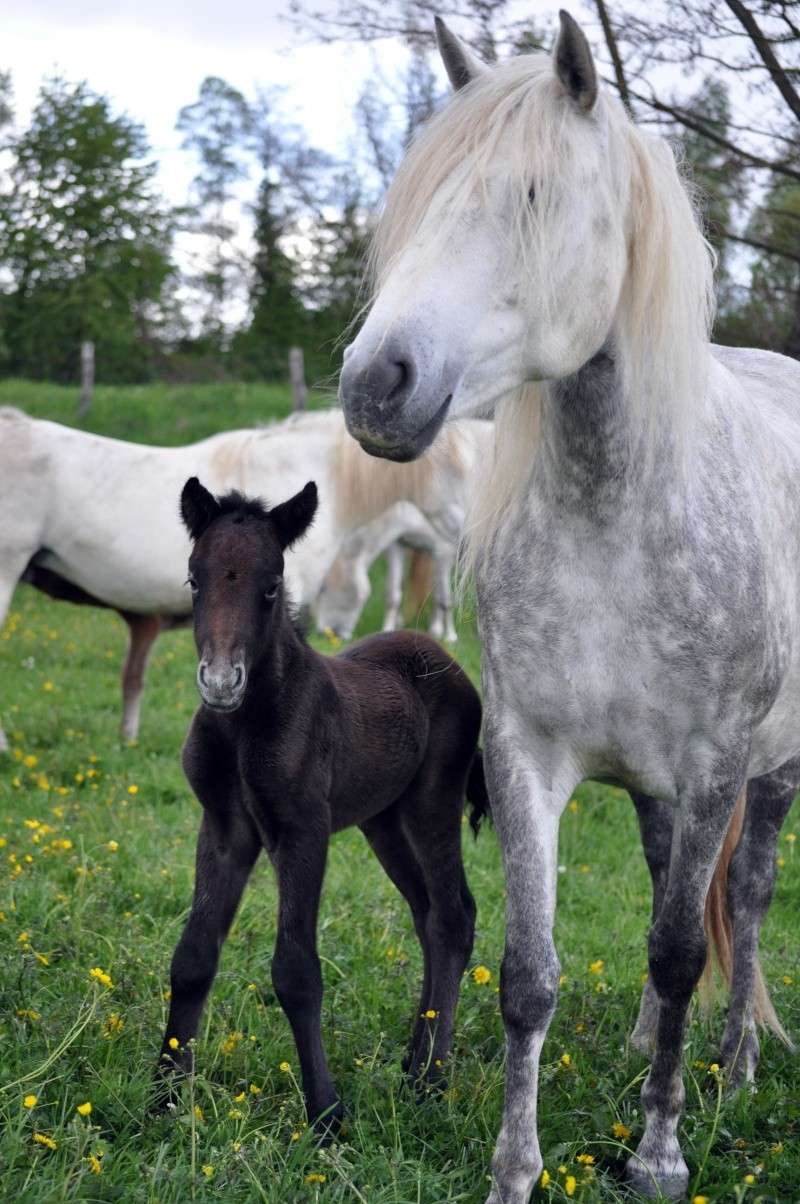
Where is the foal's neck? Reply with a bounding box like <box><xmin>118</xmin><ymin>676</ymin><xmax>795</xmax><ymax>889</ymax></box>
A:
<box><xmin>245</xmin><ymin>602</ymin><xmax>309</xmax><ymax>716</ymax></box>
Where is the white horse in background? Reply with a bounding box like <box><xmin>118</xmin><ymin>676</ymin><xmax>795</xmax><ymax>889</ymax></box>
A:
<box><xmin>317</xmin><ymin>419</ymin><xmax>491</xmax><ymax>640</ymax></box>
<box><xmin>0</xmin><ymin>407</ymin><xmax>482</xmax><ymax>747</ymax></box>
<box><xmin>340</xmin><ymin>12</ymin><xmax>800</xmax><ymax>1203</ymax></box>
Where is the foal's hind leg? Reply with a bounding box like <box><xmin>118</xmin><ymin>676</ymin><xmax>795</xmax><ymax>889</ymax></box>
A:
<box><xmin>400</xmin><ymin>781</ymin><xmax>476</xmax><ymax>1082</ymax></box>
<box><xmin>630</xmin><ymin>791</ymin><xmax>674</xmax><ymax>1053</ymax></box>
<box><xmin>360</xmin><ymin>806</ymin><xmax>434</xmax><ymax>1069</ymax></box>
<box><xmin>719</xmin><ymin>757</ymin><xmax>799</xmax><ymax>1086</ymax></box>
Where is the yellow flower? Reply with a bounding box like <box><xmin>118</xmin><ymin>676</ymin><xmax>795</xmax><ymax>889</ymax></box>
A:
<box><xmin>305</xmin><ymin>1173</ymin><xmax>327</xmax><ymax>1184</ymax></box>
<box><xmin>89</xmin><ymin>966</ymin><xmax>113</xmax><ymax>989</ymax></box>
<box><xmin>291</xmin><ymin>1130</ymin><xmax>301</xmax><ymax>1141</ymax></box>
<box><xmin>233</xmin><ymin>1091</ymin><xmax>246</xmax><ymax>1103</ymax></box>
<box><xmin>612</xmin><ymin>1122</ymin><xmax>631</xmax><ymax>1140</ymax></box>
<box><xmin>744</xmin><ymin>1174</ymin><xmax>755</xmax><ymax>1185</ymax></box>
<box><xmin>708</xmin><ymin>1062</ymin><xmax>721</xmax><ymax>1076</ymax></box>
<box><xmin>76</xmin><ymin>1101</ymin><xmax>92</xmax><ymax>1116</ymax></box>
<box><xmin>770</xmin><ymin>1142</ymin><xmax>784</xmax><ymax>1154</ymax></box>
<box><xmin>232</xmin><ymin>1141</ymin><xmax>241</xmax><ymax>1152</ymax></box>
<box><xmin>540</xmin><ymin>1169</ymin><xmax>551</xmax><ymax>1188</ymax></box>
<box><xmin>785</xmin><ymin>832</ymin><xmax>796</xmax><ymax>843</ymax></box>
<box><xmin>783</xmin><ymin>975</ymin><xmax>793</xmax><ymax>985</ymax></box>
<box><xmin>422</xmin><ymin>1009</ymin><xmax>438</xmax><ymax>1019</ymax></box>
<box><xmin>588</xmin><ymin>959</ymin><xmax>604</xmax><ymax>974</ymax></box>
<box><xmin>23</xmin><ymin>754</ymin><xmax>38</xmax><ymax>769</ymax></box>
<box><xmin>168</xmin><ymin>1036</ymin><xmax>179</xmax><ymax>1050</ymax></box>
<box><xmin>23</xmin><ymin>1094</ymin><xmax>38</xmax><ymax>1108</ymax></box>
<box><xmin>17</xmin><ymin>1008</ymin><xmax>41</xmax><ymax>1021</ymax></box>
<box><xmin>107</xmin><ymin>840</ymin><xmax>119</xmax><ymax>852</ymax></box>
<box><xmin>87</xmin><ymin>1153</ymin><xmax>103</xmax><ymax>1174</ymax></box>
<box><xmin>560</xmin><ymin>1052</ymin><xmax>572</xmax><ymax>1067</ymax></box>
<box><xmin>693</xmin><ymin>1197</ymin><xmax>709</xmax><ymax>1204</ymax></box>
<box><xmin>103</xmin><ymin>1013</ymin><xmax>124</xmax><ymax>1037</ymax></box>
<box><xmin>559</xmin><ymin>974</ymin><xmax>568</xmax><ymax>987</ymax></box>
<box><xmin>201</xmin><ymin>1165</ymin><xmax>214</xmax><ymax>1178</ymax></box>
<box><xmin>228</xmin><ymin>1108</ymin><xmax>243</xmax><ymax>1120</ymax></box>
<box><xmin>279</xmin><ymin>1061</ymin><xmax>291</xmax><ymax>1073</ymax></box>
<box><xmin>472</xmin><ymin>964</ymin><xmax>491</xmax><ymax>985</ymax></box>
<box><xmin>18</xmin><ymin>930</ymin><xmax>30</xmax><ymax>942</ymax></box>
<box><xmin>34</xmin><ymin>952</ymin><xmax>49</xmax><ymax>967</ymax></box>
<box><xmin>127</xmin><ymin>784</ymin><xmax>139</xmax><ymax>795</ymax></box>
<box><xmin>43</xmin><ymin>681</ymin><xmax>54</xmax><ymax>692</ymax></box>
<box><xmin>558</xmin><ymin>1166</ymin><xmax>568</xmax><ymax>1174</ymax></box>
<box><xmin>220</xmin><ymin>1031</ymin><xmax>243</xmax><ymax>1056</ymax></box>
<box><xmin>576</xmin><ymin>1154</ymin><xmax>594</xmax><ymax>1165</ymax></box>
<box><xmin>565</xmin><ymin>1175</ymin><xmax>576</xmax><ymax>1197</ymax></box>
<box><xmin>33</xmin><ymin>1132</ymin><xmax>57</xmax><ymax>1150</ymax></box>
<box><xmin>249</xmin><ymin>1083</ymin><xmax>261</xmax><ymax>1095</ymax></box>
<box><xmin>193</xmin><ymin>1105</ymin><xmax>204</xmax><ymax>1122</ymax></box>
<box><xmin>568</xmin><ymin>799</ymin><xmax>580</xmax><ymax>813</ymax></box>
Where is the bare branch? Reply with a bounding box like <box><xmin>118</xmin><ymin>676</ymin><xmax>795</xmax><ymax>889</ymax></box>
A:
<box><xmin>722</xmin><ymin>0</ymin><xmax>800</xmax><ymax>122</ymax></box>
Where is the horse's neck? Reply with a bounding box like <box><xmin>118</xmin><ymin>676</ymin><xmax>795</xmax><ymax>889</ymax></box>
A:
<box><xmin>536</xmin><ymin>350</ymin><xmax>679</xmax><ymax>515</ymax></box>
<box><xmin>245</xmin><ymin>608</ymin><xmax>309</xmax><ymax>717</ymax></box>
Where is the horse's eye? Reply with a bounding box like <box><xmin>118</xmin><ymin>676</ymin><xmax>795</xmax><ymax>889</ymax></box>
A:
<box><xmin>527</xmin><ymin>183</ymin><xmax>535</xmax><ymax>205</ymax></box>
<box><xmin>264</xmin><ymin>580</ymin><xmax>281</xmax><ymax>602</ymax></box>
<box><xmin>186</xmin><ymin>576</ymin><xmax>198</xmax><ymax>595</ymax></box>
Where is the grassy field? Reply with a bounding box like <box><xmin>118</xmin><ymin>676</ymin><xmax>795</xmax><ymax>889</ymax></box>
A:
<box><xmin>0</xmin><ymin>380</ymin><xmax>797</xmax><ymax>1203</ymax></box>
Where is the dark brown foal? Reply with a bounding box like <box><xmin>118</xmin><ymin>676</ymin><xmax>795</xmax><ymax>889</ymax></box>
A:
<box><xmin>153</xmin><ymin>477</ymin><xmax>485</xmax><ymax>1131</ymax></box>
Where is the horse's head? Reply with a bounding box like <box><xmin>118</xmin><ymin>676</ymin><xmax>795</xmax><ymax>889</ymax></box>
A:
<box><xmin>339</xmin><ymin>11</ymin><xmax>630</xmax><ymax>459</ymax></box>
<box><xmin>180</xmin><ymin>477</ymin><xmax>318</xmax><ymax>712</ymax></box>
<box><xmin>315</xmin><ymin>552</ymin><xmax>371</xmax><ymax>641</ymax></box>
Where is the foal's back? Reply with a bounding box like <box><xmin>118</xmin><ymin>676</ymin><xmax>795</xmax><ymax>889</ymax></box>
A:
<box><xmin>324</xmin><ymin>630</ymin><xmax>481</xmax><ymax>832</ymax></box>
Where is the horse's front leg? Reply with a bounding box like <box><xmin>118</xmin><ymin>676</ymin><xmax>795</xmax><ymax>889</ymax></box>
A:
<box><xmin>630</xmin><ymin>791</ymin><xmax>674</xmax><ymax>1052</ymax></box>
<box><xmin>483</xmin><ymin>717</ymin><xmax>576</xmax><ymax>1204</ymax></box>
<box><xmin>269</xmin><ymin>825</ymin><xmax>340</xmax><ymax>1132</ymax></box>
<box><xmin>627</xmin><ymin>774</ymin><xmax>744</xmax><ymax>1200</ymax></box>
<box><xmin>154</xmin><ymin>809</ymin><xmax>260</xmax><ymax>1103</ymax></box>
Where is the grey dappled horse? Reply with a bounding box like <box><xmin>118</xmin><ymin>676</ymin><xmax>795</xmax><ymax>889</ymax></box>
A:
<box><xmin>339</xmin><ymin>11</ymin><xmax>799</xmax><ymax>1203</ymax></box>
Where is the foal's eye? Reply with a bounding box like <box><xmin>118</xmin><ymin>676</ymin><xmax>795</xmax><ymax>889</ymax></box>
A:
<box><xmin>264</xmin><ymin>580</ymin><xmax>281</xmax><ymax>602</ymax></box>
<box><xmin>186</xmin><ymin>576</ymin><xmax>198</xmax><ymax>595</ymax></box>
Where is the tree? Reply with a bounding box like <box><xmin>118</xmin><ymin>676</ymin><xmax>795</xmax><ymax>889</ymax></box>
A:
<box><xmin>0</xmin><ymin>77</ymin><xmax>174</xmax><ymax>382</ymax></box>
<box><xmin>176</xmin><ymin>77</ymin><xmax>255</xmax><ymax>347</ymax></box>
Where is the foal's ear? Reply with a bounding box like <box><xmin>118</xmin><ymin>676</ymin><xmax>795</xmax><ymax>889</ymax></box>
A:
<box><xmin>269</xmin><ymin>481</ymin><xmax>318</xmax><ymax>550</ymax></box>
<box><xmin>180</xmin><ymin>477</ymin><xmax>222</xmax><ymax>541</ymax></box>
<box><xmin>554</xmin><ymin>10</ymin><xmax>598</xmax><ymax>114</ymax></box>
<box><xmin>435</xmin><ymin>16</ymin><xmax>488</xmax><ymax>92</ymax></box>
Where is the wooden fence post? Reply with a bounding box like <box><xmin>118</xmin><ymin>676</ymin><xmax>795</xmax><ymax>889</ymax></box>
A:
<box><xmin>77</xmin><ymin>340</ymin><xmax>95</xmax><ymax>418</ymax></box>
<box><xmin>289</xmin><ymin>346</ymin><xmax>308</xmax><ymax>412</ymax></box>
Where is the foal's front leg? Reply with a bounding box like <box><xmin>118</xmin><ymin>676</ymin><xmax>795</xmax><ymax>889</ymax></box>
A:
<box><xmin>154</xmin><ymin>810</ymin><xmax>260</xmax><ymax>1102</ymax></box>
<box><xmin>268</xmin><ymin>825</ymin><xmax>341</xmax><ymax>1131</ymax></box>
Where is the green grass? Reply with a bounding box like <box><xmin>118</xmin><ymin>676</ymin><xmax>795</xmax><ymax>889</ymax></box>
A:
<box><xmin>0</xmin><ymin>383</ymin><xmax>798</xmax><ymax>1202</ymax></box>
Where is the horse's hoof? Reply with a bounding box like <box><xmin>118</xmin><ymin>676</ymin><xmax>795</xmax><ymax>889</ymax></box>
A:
<box><xmin>310</xmin><ymin>1100</ymin><xmax>344</xmax><ymax>1143</ymax></box>
<box><xmin>625</xmin><ymin>1155</ymin><xmax>688</xmax><ymax>1200</ymax></box>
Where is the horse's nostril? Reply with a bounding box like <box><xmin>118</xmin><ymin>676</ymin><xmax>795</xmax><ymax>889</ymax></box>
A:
<box><xmin>232</xmin><ymin>664</ymin><xmax>244</xmax><ymax>688</ymax></box>
<box><xmin>198</xmin><ymin>662</ymin><xmax>209</xmax><ymax>686</ymax></box>
<box><xmin>388</xmin><ymin>360</ymin><xmax>410</xmax><ymax>400</ymax></box>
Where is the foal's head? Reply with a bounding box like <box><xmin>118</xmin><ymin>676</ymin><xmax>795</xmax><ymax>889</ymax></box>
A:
<box><xmin>180</xmin><ymin>477</ymin><xmax>318</xmax><ymax>712</ymax></box>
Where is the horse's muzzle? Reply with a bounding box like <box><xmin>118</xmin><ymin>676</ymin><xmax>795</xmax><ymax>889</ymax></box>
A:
<box><xmin>197</xmin><ymin>659</ymin><xmax>247</xmax><ymax>712</ymax></box>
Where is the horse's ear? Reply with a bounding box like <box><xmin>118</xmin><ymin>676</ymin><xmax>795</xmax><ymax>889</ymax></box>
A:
<box><xmin>435</xmin><ymin>16</ymin><xmax>488</xmax><ymax>91</ymax></box>
<box><xmin>181</xmin><ymin>477</ymin><xmax>221</xmax><ymax>541</ymax></box>
<box><xmin>554</xmin><ymin>10</ymin><xmax>598</xmax><ymax>114</ymax></box>
<box><xmin>270</xmin><ymin>481</ymin><xmax>318</xmax><ymax>550</ymax></box>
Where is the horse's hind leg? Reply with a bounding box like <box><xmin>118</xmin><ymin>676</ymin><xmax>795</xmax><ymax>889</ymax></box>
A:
<box><xmin>399</xmin><ymin>777</ymin><xmax>476</xmax><ymax>1082</ymax></box>
<box><xmin>119</xmin><ymin>612</ymin><xmax>162</xmax><ymax>742</ymax></box>
<box><xmin>0</xmin><ymin>547</ymin><xmax>39</xmax><ymax>752</ymax></box>
<box><xmin>382</xmin><ymin>544</ymin><xmax>405</xmax><ymax>632</ymax></box>
<box><xmin>360</xmin><ymin>806</ymin><xmax>434</xmax><ymax>1069</ymax></box>
<box><xmin>430</xmin><ymin>547</ymin><xmax>457</xmax><ymax>643</ymax></box>
<box><xmin>630</xmin><ymin>791</ymin><xmax>674</xmax><ymax>1052</ymax></box>
<box><xmin>719</xmin><ymin>757</ymin><xmax>799</xmax><ymax>1086</ymax></box>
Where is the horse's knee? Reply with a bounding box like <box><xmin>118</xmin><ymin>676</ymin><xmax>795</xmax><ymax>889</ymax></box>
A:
<box><xmin>500</xmin><ymin>942</ymin><xmax>559</xmax><ymax>1035</ymax></box>
<box><xmin>648</xmin><ymin>919</ymin><xmax>706</xmax><ymax>1005</ymax></box>
<box><xmin>271</xmin><ymin>936</ymin><xmax>322</xmax><ymax>1017</ymax></box>
<box><xmin>427</xmin><ymin>896</ymin><xmax>474</xmax><ymax>963</ymax></box>
<box><xmin>170</xmin><ymin>936</ymin><xmax>218</xmax><ymax>998</ymax></box>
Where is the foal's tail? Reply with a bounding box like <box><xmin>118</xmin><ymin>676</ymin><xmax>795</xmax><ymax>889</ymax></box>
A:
<box><xmin>701</xmin><ymin>786</ymin><xmax>793</xmax><ymax>1046</ymax></box>
<box><xmin>466</xmin><ymin>750</ymin><xmax>491</xmax><ymax>837</ymax></box>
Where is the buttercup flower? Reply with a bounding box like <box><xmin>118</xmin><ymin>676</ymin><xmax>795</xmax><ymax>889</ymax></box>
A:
<box><xmin>23</xmin><ymin>1094</ymin><xmax>37</xmax><ymax>1109</ymax></box>
<box><xmin>33</xmin><ymin>1133</ymin><xmax>57</xmax><ymax>1150</ymax></box>
<box><xmin>472</xmin><ymin>965</ymin><xmax>491</xmax><ymax>985</ymax></box>
<box><xmin>76</xmin><ymin>1101</ymin><xmax>92</xmax><ymax>1116</ymax></box>
<box><xmin>89</xmin><ymin>966</ymin><xmax>113</xmax><ymax>988</ymax></box>
<box><xmin>612</xmin><ymin>1122</ymin><xmax>631</xmax><ymax>1140</ymax></box>
<box><xmin>87</xmin><ymin>1153</ymin><xmax>103</xmax><ymax>1174</ymax></box>
<box><xmin>565</xmin><ymin>1175</ymin><xmax>576</xmax><ymax>1197</ymax></box>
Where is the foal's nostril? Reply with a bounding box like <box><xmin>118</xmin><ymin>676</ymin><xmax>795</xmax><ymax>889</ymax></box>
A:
<box><xmin>198</xmin><ymin>662</ymin><xmax>209</xmax><ymax>687</ymax></box>
<box><xmin>232</xmin><ymin>664</ymin><xmax>244</xmax><ymax>688</ymax></box>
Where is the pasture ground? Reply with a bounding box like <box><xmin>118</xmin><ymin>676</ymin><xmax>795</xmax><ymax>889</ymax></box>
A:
<box><xmin>0</xmin><ymin>380</ymin><xmax>797</xmax><ymax>1203</ymax></box>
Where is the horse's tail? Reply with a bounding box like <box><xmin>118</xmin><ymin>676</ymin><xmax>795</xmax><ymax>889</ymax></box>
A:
<box><xmin>701</xmin><ymin>786</ymin><xmax>792</xmax><ymax>1045</ymax></box>
<box><xmin>406</xmin><ymin>549</ymin><xmax>434</xmax><ymax>620</ymax></box>
<box><xmin>466</xmin><ymin>749</ymin><xmax>491</xmax><ymax>837</ymax></box>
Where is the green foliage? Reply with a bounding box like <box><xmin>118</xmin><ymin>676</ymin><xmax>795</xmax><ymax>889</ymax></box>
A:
<box><xmin>0</xmin><ymin>385</ymin><xmax>797</xmax><ymax>1201</ymax></box>
<box><xmin>0</xmin><ymin>77</ymin><xmax>174</xmax><ymax>383</ymax></box>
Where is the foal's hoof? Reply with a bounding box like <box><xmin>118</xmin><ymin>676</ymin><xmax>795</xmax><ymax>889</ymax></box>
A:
<box><xmin>310</xmin><ymin>1099</ymin><xmax>344</xmax><ymax>1144</ymax></box>
<box><xmin>625</xmin><ymin>1155</ymin><xmax>688</xmax><ymax>1200</ymax></box>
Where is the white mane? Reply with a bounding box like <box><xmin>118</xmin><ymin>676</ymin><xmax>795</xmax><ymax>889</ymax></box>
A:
<box><xmin>368</xmin><ymin>51</ymin><xmax>715</xmax><ymax>555</ymax></box>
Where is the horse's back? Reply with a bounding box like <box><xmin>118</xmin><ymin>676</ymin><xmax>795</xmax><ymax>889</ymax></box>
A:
<box><xmin>713</xmin><ymin>344</ymin><xmax>800</xmax><ymax>429</ymax></box>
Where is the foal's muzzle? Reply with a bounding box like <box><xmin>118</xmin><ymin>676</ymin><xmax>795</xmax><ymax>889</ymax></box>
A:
<box><xmin>197</xmin><ymin>659</ymin><xmax>247</xmax><ymax>712</ymax></box>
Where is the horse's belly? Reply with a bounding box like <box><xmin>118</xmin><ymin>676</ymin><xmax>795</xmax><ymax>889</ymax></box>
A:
<box><xmin>36</xmin><ymin>549</ymin><xmax>190</xmax><ymax>616</ymax></box>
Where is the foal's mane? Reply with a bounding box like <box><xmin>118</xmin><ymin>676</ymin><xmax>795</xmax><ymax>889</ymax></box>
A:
<box><xmin>214</xmin><ymin>490</ymin><xmax>271</xmax><ymax>522</ymax></box>
<box><xmin>367</xmin><ymin>50</ymin><xmax>715</xmax><ymax>556</ymax></box>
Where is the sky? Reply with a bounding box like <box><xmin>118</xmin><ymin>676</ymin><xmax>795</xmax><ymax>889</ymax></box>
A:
<box><xmin>4</xmin><ymin>0</ymin><xmax>389</xmax><ymax>206</ymax></box>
